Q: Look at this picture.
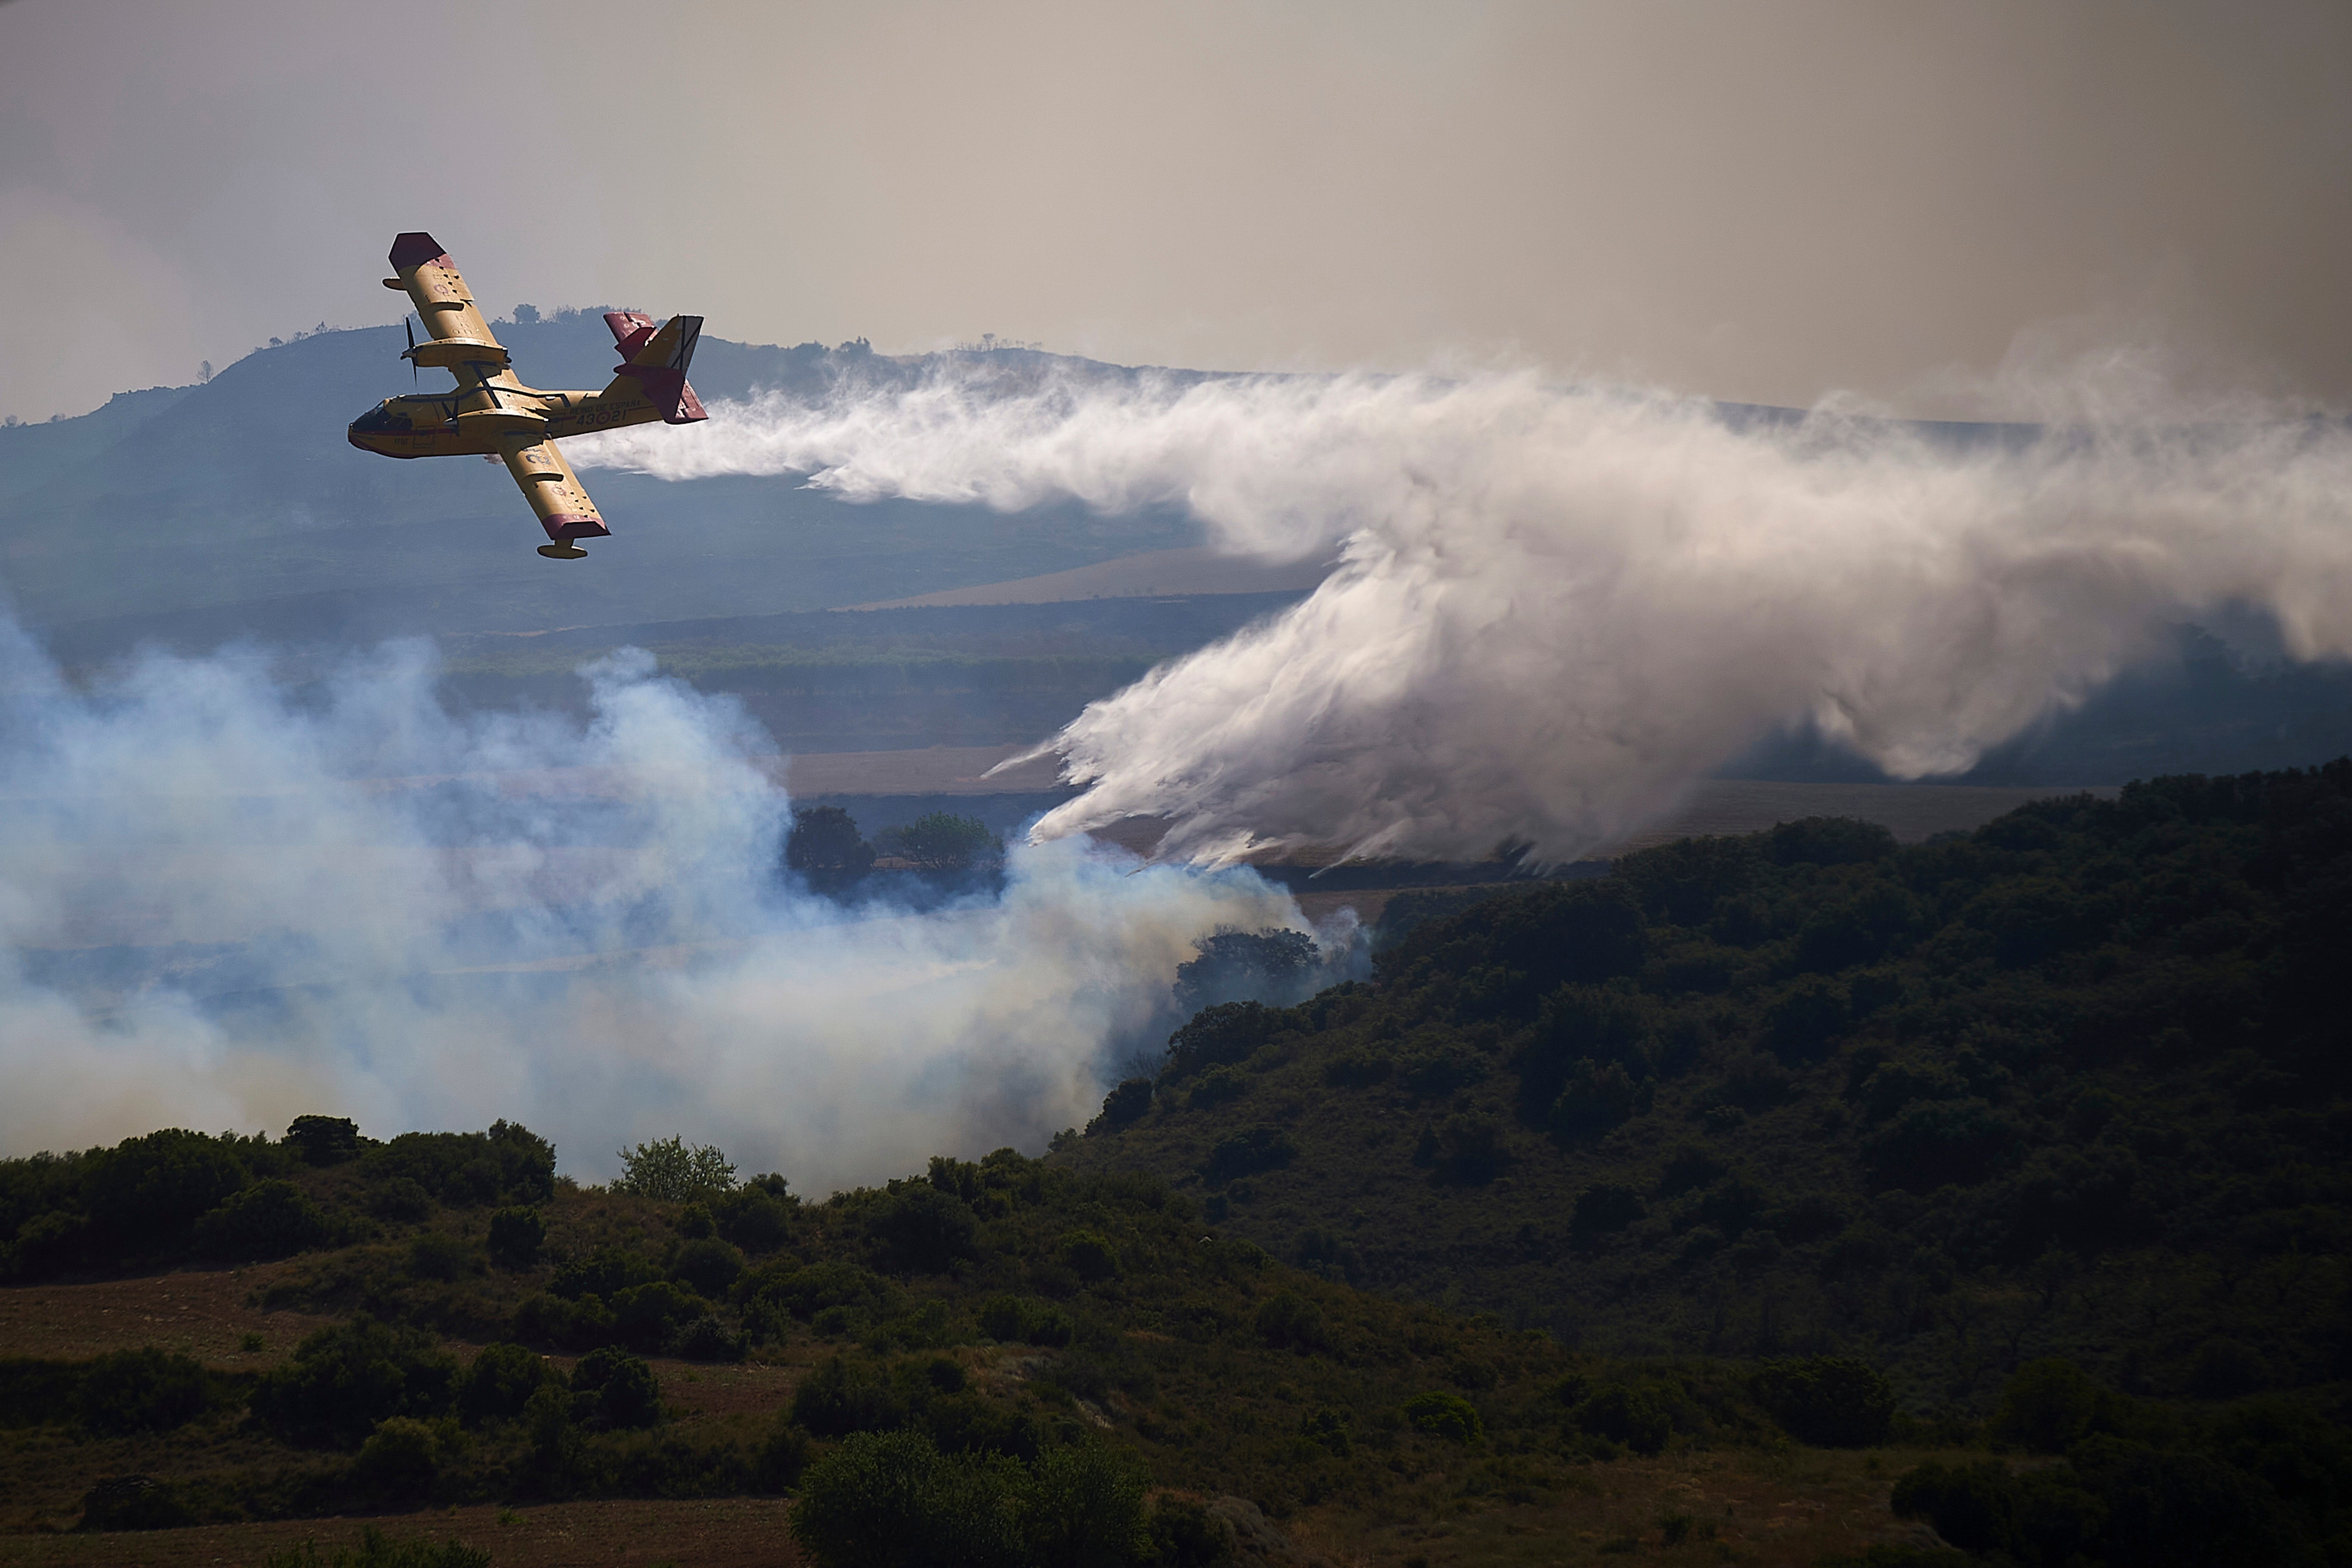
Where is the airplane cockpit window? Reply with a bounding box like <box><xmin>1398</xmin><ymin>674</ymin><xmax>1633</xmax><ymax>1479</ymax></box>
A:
<box><xmin>349</xmin><ymin>404</ymin><xmax>405</xmax><ymax>432</ymax></box>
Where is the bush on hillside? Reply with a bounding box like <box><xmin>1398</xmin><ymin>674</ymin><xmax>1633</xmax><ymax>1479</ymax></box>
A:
<box><xmin>613</xmin><ymin>1136</ymin><xmax>736</xmax><ymax>1201</ymax></box>
<box><xmin>359</xmin><ymin>1122</ymin><xmax>553</xmax><ymax>1207</ymax></box>
<box><xmin>570</xmin><ymin>1346</ymin><xmax>661</xmax><ymax>1429</ymax></box>
<box><xmin>192</xmin><ymin>1179</ymin><xmax>340</xmax><ymax>1261</ymax></box>
<box><xmin>71</xmin><ymin>1348</ymin><xmax>214</xmax><ymax>1435</ymax></box>
<box><xmin>1750</xmin><ymin>1356</ymin><xmax>1896</xmax><ymax>1448</ymax></box>
<box><xmin>456</xmin><ymin>1342</ymin><xmax>555</xmax><ymax>1427</ymax></box>
<box><xmin>251</xmin><ymin>1316</ymin><xmax>457</xmax><ymax>1448</ymax></box>
<box><xmin>485</xmin><ymin>1205</ymin><xmax>544</xmax><ymax>1268</ymax></box>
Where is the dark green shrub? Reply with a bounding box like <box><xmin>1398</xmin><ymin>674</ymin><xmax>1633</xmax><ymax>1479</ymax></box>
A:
<box><xmin>550</xmin><ymin>1244</ymin><xmax>664</xmax><ymax>1301</ymax></box>
<box><xmin>511</xmin><ymin>1291</ymin><xmax>618</xmax><ymax>1351</ymax></box>
<box><xmin>669</xmin><ymin>1314</ymin><xmax>747</xmax><ymax>1363</ymax></box>
<box><xmin>570</xmin><ymin>1346</ymin><xmax>660</xmax><ymax>1429</ymax></box>
<box><xmin>1055</xmin><ymin>1229</ymin><xmax>1120</xmax><ymax>1283</ymax></box>
<box><xmin>485</xmin><ymin>1206</ymin><xmax>544</xmax><ymax>1269</ymax></box>
<box><xmin>715</xmin><ymin>1187</ymin><xmax>794</xmax><ymax>1253</ymax></box>
<box><xmin>456</xmin><ymin>1342</ymin><xmax>553</xmax><ymax>1427</ymax></box>
<box><xmin>610</xmin><ymin>1280</ymin><xmax>704</xmax><ymax>1351</ymax></box>
<box><xmin>284</xmin><ymin>1116</ymin><xmax>362</xmax><ymax>1167</ymax></box>
<box><xmin>791</xmin><ymin>1354</ymin><xmax>911</xmax><ymax>1437</ymax></box>
<box><xmin>1202</xmin><ymin>1126</ymin><xmax>1296</xmax><ymax>1184</ymax></box>
<box><xmin>1323</xmin><ymin>1049</ymin><xmax>1393</xmax><ymax>1088</ymax></box>
<box><xmin>787</xmin><ymin>804</ymin><xmax>877</xmax><ymax>889</ymax></box>
<box><xmin>924</xmin><ymin>1391</ymin><xmax>1042</xmax><ymax>1463</ymax></box>
<box><xmin>193</xmin><ymin>1179</ymin><xmax>337</xmax><ymax>1261</ymax></box>
<box><xmin>1572</xmin><ymin>1385</ymin><xmax>1672</xmax><ymax>1456</ymax></box>
<box><xmin>1763</xmin><ymin>977</ymin><xmax>1849</xmax><ymax>1063</ymax></box>
<box><xmin>865</xmin><ymin>1182</ymin><xmax>979</xmax><ymax>1274</ymax></box>
<box><xmin>1570</xmin><ymin>1182</ymin><xmax>1645</xmax><ymax>1237</ymax></box>
<box><xmin>81</xmin><ymin>1129</ymin><xmax>256</xmax><ymax>1254</ymax></box>
<box><xmin>260</xmin><ymin>1526</ymin><xmax>490</xmax><ymax>1568</ymax></box>
<box><xmin>354</xmin><ymin>1416</ymin><xmax>439</xmax><ymax>1491</ymax></box>
<box><xmin>1147</xmin><ymin>1495</ymin><xmax>1236</xmax><ymax>1567</ymax></box>
<box><xmin>671</xmin><ymin>1236</ymin><xmax>745</xmax><ymax>1296</ymax></box>
<box><xmin>1162</xmin><ymin>1002</ymin><xmax>1281</xmax><ymax>1084</ymax></box>
<box><xmin>79</xmin><ymin>1474</ymin><xmax>195</xmax><ymax>1531</ymax></box>
<box><xmin>1863</xmin><ymin>1098</ymin><xmax>2022</xmax><ymax>1192</ymax></box>
<box><xmin>1172</xmin><ymin>927</ymin><xmax>1319</xmax><ymax>1014</ymax></box>
<box><xmin>364</xmin><ymin>1177</ymin><xmax>432</xmax><ymax>1223</ymax></box>
<box><xmin>2072</xmin><ymin>1440</ymin><xmax>2295</xmax><ymax>1568</ymax></box>
<box><xmin>360</xmin><ymin>1122</ymin><xmax>554</xmax><ymax>1207</ymax></box>
<box><xmin>251</xmin><ymin>1315</ymin><xmax>457</xmax><ymax>1448</ymax></box>
<box><xmin>1403</xmin><ymin>1390</ymin><xmax>1484</xmax><ymax>1443</ymax></box>
<box><xmin>1096</xmin><ymin>1077</ymin><xmax>1153</xmax><ymax>1130</ymax></box>
<box><xmin>1300</xmin><ymin>1407</ymin><xmax>1353</xmax><ymax>1457</ymax></box>
<box><xmin>1985</xmin><ymin>1358</ymin><xmax>2125</xmax><ymax>1454</ymax></box>
<box><xmin>789</xmin><ymin>1428</ymin><xmax>1022</xmax><ymax>1568</ymax></box>
<box><xmin>1399</xmin><ymin>1046</ymin><xmax>1488</xmax><ymax>1100</ymax></box>
<box><xmin>406</xmin><ymin>1231</ymin><xmax>477</xmax><ymax>1281</ymax></box>
<box><xmin>613</xmin><ymin>1136</ymin><xmax>736</xmax><ymax>1201</ymax></box>
<box><xmin>71</xmin><ymin>1348</ymin><xmax>212</xmax><ymax>1435</ymax></box>
<box><xmin>1431</xmin><ymin>1112</ymin><xmax>1510</xmax><ymax>1182</ymax></box>
<box><xmin>1023</xmin><ymin>1440</ymin><xmax>1155</xmax><ymax>1568</ymax></box>
<box><xmin>1751</xmin><ymin>1356</ymin><xmax>1896</xmax><ymax>1448</ymax></box>
<box><xmin>759</xmin><ymin>1420</ymin><xmax>813</xmax><ymax>1491</ymax></box>
<box><xmin>1186</xmin><ymin>1065</ymin><xmax>1250</xmax><ymax>1109</ymax></box>
<box><xmin>1548</xmin><ymin>1059</ymin><xmax>1648</xmax><ymax>1139</ymax></box>
<box><xmin>733</xmin><ymin>1258</ymin><xmax>897</xmax><ymax>1324</ymax></box>
<box><xmin>1254</xmin><ymin>1291</ymin><xmax>1327</xmax><ymax>1353</ymax></box>
<box><xmin>976</xmin><ymin>1295</ymin><xmax>1070</xmax><ymax>1347</ymax></box>
<box><xmin>1890</xmin><ymin>1459</ymin><xmax>2016</xmax><ymax>1552</ymax></box>
<box><xmin>885</xmin><ymin>812</ymin><xmax>1003</xmax><ymax>876</ymax></box>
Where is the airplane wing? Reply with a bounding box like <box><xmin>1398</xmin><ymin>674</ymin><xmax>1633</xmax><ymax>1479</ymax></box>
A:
<box><xmin>499</xmin><ymin>434</ymin><xmax>609</xmax><ymax>552</ymax></box>
<box><xmin>383</xmin><ymin>233</ymin><xmax>509</xmax><ymax>369</ymax></box>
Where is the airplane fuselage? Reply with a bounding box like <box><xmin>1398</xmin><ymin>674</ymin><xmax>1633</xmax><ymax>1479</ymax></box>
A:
<box><xmin>346</xmin><ymin>381</ymin><xmax>668</xmax><ymax>459</ymax></box>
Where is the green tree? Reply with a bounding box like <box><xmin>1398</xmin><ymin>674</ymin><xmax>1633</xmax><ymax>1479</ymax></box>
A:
<box><xmin>252</xmin><ymin>1316</ymin><xmax>457</xmax><ymax>1448</ymax></box>
<box><xmin>1751</xmin><ymin>1356</ymin><xmax>1896</xmax><ymax>1448</ymax></box>
<box><xmin>613</xmin><ymin>1136</ymin><xmax>737</xmax><ymax>1201</ymax></box>
<box><xmin>570</xmin><ymin>1346</ymin><xmax>661</xmax><ymax>1429</ymax></box>
<box><xmin>790</xmin><ymin>1428</ymin><xmax>1024</xmax><ymax>1568</ymax></box>
<box><xmin>71</xmin><ymin>1348</ymin><xmax>213</xmax><ymax>1435</ymax></box>
<box><xmin>485</xmin><ymin>1205</ymin><xmax>545</xmax><ymax>1269</ymax></box>
<box><xmin>786</xmin><ymin>805</ymin><xmax>876</xmax><ymax>889</ymax></box>
<box><xmin>884</xmin><ymin>813</ymin><xmax>1002</xmax><ymax>875</ymax></box>
<box><xmin>1022</xmin><ymin>1441</ymin><xmax>1156</xmax><ymax>1568</ymax></box>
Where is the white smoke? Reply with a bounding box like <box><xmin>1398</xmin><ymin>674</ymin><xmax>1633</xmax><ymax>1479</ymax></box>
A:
<box><xmin>0</xmin><ymin>618</ymin><xmax>1308</xmax><ymax>1182</ymax></box>
<box><xmin>576</xmin><ymin>366</ymin><xmax>2352</xmax><ymax>863</ymax></box>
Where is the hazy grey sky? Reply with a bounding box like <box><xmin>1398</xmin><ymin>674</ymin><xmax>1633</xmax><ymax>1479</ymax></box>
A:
<box><xmin>3</xmin><ymin>0</ymin><xmax>2348</xmax><ymax>424</ymax></box>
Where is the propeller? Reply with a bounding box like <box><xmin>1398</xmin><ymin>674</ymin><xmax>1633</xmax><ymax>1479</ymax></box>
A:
<box><xmin>404</xmin><ymin>316</ymin><xmax>418</xmax><ymax>386</ymax></box>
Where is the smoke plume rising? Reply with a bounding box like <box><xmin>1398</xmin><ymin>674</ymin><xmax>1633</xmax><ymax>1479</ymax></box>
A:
<box><xmin>0</xmin><ymin>621</ymin><xmax>1307</xmax><ymax>1181</ymax></box>
<box><xmin>576</xmin><ymin>365</ymin><xmax>2352</xmax><ymax>863</ymax></box>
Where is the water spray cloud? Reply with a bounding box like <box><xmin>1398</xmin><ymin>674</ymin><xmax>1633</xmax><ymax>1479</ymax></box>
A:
<box><xmin>576</xmin><ymin>367</ymin><xmax>2352</xmax><ymax>863</ymax></box>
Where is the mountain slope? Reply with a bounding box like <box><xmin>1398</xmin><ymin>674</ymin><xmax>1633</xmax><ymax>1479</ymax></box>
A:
<box><xmin>1058</xmin><ymin>765</ymin><xmax>2352</xmax><ymax>1416</ymax></box>
<box><xmin>0</xmin><ymin>324</ymin><xmax>1198</xmax><ymax>651</ymax></box>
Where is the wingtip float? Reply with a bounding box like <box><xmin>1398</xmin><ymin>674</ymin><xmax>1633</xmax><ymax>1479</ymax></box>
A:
<box><xmin>346</xmin><ymin>232</ymin><xmax>707</xmax><ymax>560</ymax></box>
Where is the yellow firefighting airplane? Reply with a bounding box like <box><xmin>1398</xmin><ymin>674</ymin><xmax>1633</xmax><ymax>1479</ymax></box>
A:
<box><xmin>346</xmin><ymin>233</ymin><xmax>706</xmax><ymax>558</ymax></box>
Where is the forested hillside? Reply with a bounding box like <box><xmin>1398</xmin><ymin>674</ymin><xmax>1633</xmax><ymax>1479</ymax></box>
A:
<box><xmin>1063</xmin><ymin>764</ymin><xmax>2352</xmax><ymax>1421</ymax></box>
<box><xmin>3</xmin><ymin>764</ymin><xmax>2350</xmax><ymax>1566</ymax></box>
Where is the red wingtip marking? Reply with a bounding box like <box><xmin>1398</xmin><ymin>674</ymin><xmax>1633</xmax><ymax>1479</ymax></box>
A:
<box><xmin>540</xmin><ymin>513</ymin><xmax>612</xmax><ymax>541</ymax></box>
<box><xmin>389</xmin><ymin>233</ymin><xmax>447</xmax><ymax>270</ymax></box>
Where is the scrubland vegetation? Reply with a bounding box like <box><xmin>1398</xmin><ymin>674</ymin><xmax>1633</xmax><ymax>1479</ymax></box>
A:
<box><xmin>3</xmin><ymin>763</ymin><xmax>2349</xmax><ymax>1565</ymax></box>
